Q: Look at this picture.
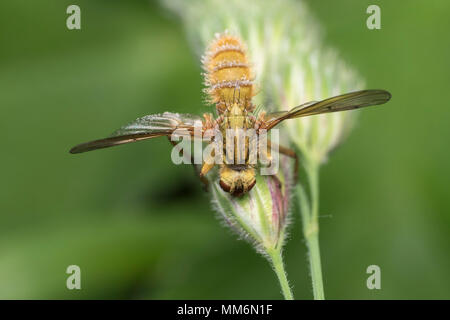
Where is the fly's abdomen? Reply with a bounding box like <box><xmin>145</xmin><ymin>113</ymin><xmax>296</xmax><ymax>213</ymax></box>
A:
<box><xmin>202</xmin><ymin>33</ymin><xmax>255</xmax><ymax>113</ymax></box>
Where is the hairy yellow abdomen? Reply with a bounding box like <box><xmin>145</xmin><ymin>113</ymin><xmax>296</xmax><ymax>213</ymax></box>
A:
<box><xmin>202</xmin><ymin>33</ymin><xmax>255</xmax><ymax>113</ymax></box>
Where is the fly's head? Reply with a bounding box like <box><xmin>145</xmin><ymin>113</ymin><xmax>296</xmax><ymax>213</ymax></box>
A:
<box><xmin>219</xmin><ymin>166</ymin><xmax>256</xmax><ymax>196</ymax></box>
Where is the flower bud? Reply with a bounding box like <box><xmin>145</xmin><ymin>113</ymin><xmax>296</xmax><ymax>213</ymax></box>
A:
<box><xmin>210</xmin><ymin>160</ymin><xmax>292</xmax><ymax>253</ymax></box>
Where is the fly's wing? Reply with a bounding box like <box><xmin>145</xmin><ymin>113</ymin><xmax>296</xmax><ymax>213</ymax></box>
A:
<box><xmin>263</xmin><ymin>89</ymin><xmax>391</xmax><ymax>130</ymax></box>
<box><xmin>69</xmin><ymin>112</ymin><xmax>204</xmax><ymax>154</ymax></box>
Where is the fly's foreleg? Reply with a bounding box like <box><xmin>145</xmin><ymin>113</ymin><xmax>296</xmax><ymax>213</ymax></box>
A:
<box><xmin>198</xmin><ymin>149</ymin><xmax>217</xmax><ymax>191</ymax></box>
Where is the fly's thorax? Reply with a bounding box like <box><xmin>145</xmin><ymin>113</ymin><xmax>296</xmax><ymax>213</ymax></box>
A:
<box><xmin>219</xmin><ymin>165</ymin><xmax>256</xmax><ymax>196</ymax></box>
<box><xmin>219</xmin><ymin>104</ymin><xmax>257</xmax><ymax>166</ymax></box>
<box><xmin>220</xmin><ymin>103</ymin><xmax>247</xmax><ymax>130</ymax></box>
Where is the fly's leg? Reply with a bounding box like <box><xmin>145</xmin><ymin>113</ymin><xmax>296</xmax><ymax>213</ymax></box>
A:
<box><xmin>198</xmin><ymin>168</ymin><xmax>210</xmax><ymax>191</ymax></box>
<box><xmin>200</xmin><ymin>162</ymin><xmax>214</xmax><ymax>176</ymax></box>
<box><xmin>267</xmin><ymin>139</ymin><xmax>299</xmax><ymax>182</ymax></box>
<box><xmin>249</xmin><ymin>113</ymin><xmax>266</xmax><ymax>130</ymax></box>
<box><xmin>199</xmin><ymin>149</ymin><xmax>217</xmax><ymax>191</ymax></box>
<box><xmin>167</xmin><ymin>137</ymin><xmax>209</xmax><ymax>190</ymax></box>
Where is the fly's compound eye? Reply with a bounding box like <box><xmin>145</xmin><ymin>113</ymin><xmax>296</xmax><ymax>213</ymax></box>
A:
<box><xmin>219</xmin><ymin>180</ymin><xmax>231</xmax><ymax>193</ymax></box>
<box><xmin>247</xmin><ymin>179</ymin><xmax>256</xmax><ymax>193</ymax></box>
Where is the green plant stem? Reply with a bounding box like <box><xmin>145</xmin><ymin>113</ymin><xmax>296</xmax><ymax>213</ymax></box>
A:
<box><xmin>306</xmin><ymin>232</ymin><xmax>324</xmax><ymax>299</ymax></box>
<box><xmin>298</xmin><ymin>159</ymin><xmax>325</xmax><ymax>300</ymax></box>
<box><xmin>267</xmin><ymin>248</ymin><xmax>294</xmax><ymax>300</ymax></box>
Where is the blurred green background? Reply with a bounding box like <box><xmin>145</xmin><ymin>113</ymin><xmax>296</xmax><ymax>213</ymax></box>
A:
<box><xmin>0</xmin><ymin>0</ymin><xmax>449</xmax><ymax>299</ymax></box>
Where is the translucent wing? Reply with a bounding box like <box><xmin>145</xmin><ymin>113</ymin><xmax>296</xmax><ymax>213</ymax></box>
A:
<box><xmin>69</xmin><ymin>112</ymin><xmax>204</xmax><ymax>154</ymax></box>
<box><xmin>263</xmin><ymin>89</ymin><xmax>391</xmax><ymax>130</ymax></box>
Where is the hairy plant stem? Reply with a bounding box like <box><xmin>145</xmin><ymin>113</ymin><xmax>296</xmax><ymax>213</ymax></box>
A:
<box><xmin>297</xmin><ymin>157</ymin><xmax>325</xmax><ymax>300</ymax></box>
<box><xmin>267</xmin><ymin>248</ymin><xmax>293</xmax><ymax>300</ymax></box>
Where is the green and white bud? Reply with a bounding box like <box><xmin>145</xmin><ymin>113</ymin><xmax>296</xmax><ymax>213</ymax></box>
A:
<box><xmin>210</xmin><ymin>160</ymin><xmax>292</xmax><ymax>254</ymax></box>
